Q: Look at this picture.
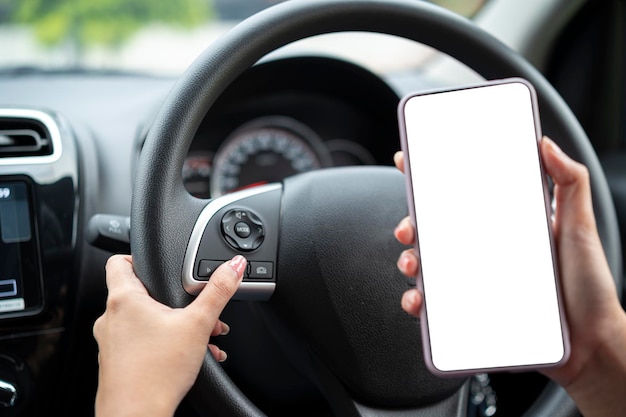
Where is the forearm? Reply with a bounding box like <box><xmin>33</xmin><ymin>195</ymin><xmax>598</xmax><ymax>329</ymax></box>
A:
<box><xmin>564</xmin><ymin>312</ymin><xmax>626</xmax><ymax>417</ymax></box>
<box><xmin>95</xmin><ymin>372</ymin><xmax>181</xmax><ymax>417</ymax></box>
<box><xmin>95</xmin><ymin>391</ymin><xmax>178</xmax><ymax>417</ymax></box>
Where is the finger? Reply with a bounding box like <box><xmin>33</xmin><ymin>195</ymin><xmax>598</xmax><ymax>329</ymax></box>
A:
<box><xmin>208</xmin><ymin>344</ymin><xmax>227</xmax><ymax>363</ymax></box>
<box><xmin>401</xmin><ymin>288</ymin><xmax>423</xmax><ymax>317</ymax></box>
<box><xmin>397</xmin><ymin>248</ymin><xmax>419</xmax><ymax>277</ymax></box>
<box><xmin>93</xmin><ymin>315</ymin><xmax>104</xmax><ymax>342</ymax></box>
<box><xmin>188</xmin><ymin>255</ymin><xmax>246</xmax><ymax>324</ymax></box>
<box><xmin>394</xmin><ymin>216</ymin><xmax>415</xmax><ymax>245</ymax></box>
<box><xmin>540</xmin><ymin>137</ymin><xmax>596</xmax><ymax>233</ymax></box>
<box><xmin>393</xmin><ymin>151</ymin><xmax>405</xmax><ymax>173</ymax></box>
<box><xmin>211</xmin><ymin>320</ymin><xmax>230</xmax><ymax>337</ymax></box>
<box><xmin>104</xmin><ymin>255</ymin><xmax>147</xmax><ymax>296</ymax></box>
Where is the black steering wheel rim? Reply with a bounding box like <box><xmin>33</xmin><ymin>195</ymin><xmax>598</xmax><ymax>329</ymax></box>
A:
<box><xmin>131</xmin><ymin>1</ymin><xmax>622</xmax><ymax>416</ymax></box>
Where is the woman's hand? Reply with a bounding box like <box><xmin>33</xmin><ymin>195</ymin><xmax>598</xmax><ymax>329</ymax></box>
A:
<box><xmin>93</xmin><ymin>254</ymin><xmax>246</xmax><ymax>417</ymax></box>
<box><xmin>393</xmin><ymin>137</ymin><xmax>626</xmax><ymax>417</ymax></box>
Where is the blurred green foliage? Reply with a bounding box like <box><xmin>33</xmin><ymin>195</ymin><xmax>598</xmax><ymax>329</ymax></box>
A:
<box><xmin>431</xmin><ymin>0</ymin><xmax>486</xmax><ymax>17</ymax></box>
<box><xmin>2</xmin><ymin>0</ymin><xmax>214</xmax><ymax>48</ymax></box>
<box><xmin>0</xmin><ymin>0</ymin><xmax>485</xmax><ymax>52</ymax></box>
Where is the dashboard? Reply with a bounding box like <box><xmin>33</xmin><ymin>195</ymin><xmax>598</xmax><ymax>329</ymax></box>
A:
<box><xmin>178</xmin><ymin>57</ymin><xmax>401</xmax><ymax>198</ymax></box>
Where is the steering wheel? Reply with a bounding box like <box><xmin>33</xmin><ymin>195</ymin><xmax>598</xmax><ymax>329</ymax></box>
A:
<box><xmin>131</xmin><ymin>1</ymin><xmax>622</xmax><ymax>416</ymax></box>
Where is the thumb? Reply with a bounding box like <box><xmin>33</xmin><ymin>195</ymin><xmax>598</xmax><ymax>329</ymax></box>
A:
<box><xmin>540</xmin><ymin>137</ymin><xmax>597</xmax><ymax>235</ymax></box>
<box><xmin>188</xmin><ymin>255</ymin><xmax>246</xmax><ymax>320</ymax></box>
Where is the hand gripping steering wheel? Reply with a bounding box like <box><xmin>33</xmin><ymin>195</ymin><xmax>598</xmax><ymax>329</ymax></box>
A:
<box><xmin>131</xmin><ymin>1</ymin><xmax>622</xmax><ymax>416</ymax></box>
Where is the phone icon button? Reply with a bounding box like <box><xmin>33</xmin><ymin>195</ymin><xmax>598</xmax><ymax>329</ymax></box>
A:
<box><xmin>249</xmin><ymin>262</ymin><xmax>273</xmax><ymax>279</ymax></box>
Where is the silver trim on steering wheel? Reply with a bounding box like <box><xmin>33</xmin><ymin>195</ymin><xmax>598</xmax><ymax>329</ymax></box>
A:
<box><xmin>182</xmin><ymin>183</ymin><xmax>281</xmax><ymax>300</ymax></box>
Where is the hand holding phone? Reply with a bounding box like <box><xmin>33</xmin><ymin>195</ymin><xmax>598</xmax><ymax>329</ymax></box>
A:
<box><xmin>398</xmin><ymin>78</ymin><xmax>570</xmax><ymax>376</ymax></box>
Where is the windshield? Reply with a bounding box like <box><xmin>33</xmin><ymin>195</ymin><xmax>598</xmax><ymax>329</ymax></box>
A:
<box><xmin>0</xmin><ymin>0</ymin><xmax>486</xmax><ymax>76</ymax></box>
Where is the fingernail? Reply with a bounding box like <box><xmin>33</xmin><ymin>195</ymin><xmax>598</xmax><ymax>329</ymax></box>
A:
<box><xmin>220</xmin><ymin>322</ymin><xmax>230</xmax><ymax>336</ymax></box>
<box><xmin>401</xmin><ymin>289</ymin><xmax>420</xmax><ymax>314</ymax></box>
<box><xmin>544</xmin><ymin>137</ymin><xmax>563</xmax><ymax>154</ymax></box>
<box><xmin>397</xmin><ymin>253</ymin><xmax>409</xmax><ymax>273</ymax></box>
<box><xmin>227</xmin><ymin>255</ymin><xmax>247</xmax><ymax>277</ymax></box>
<box><xmin>401</xmin><ymin>292</ymin><xmax>410</xmax><ymax>311</ymax></box>
<box><xmin>393</xmin><ymin>223</ymin><xmax>407</xmax><ymax>240</ymax></box>
<box><xmin>218</xmin><ymin>350</ymin><xmax>228</xmax><ymax>363</ymax></box>
<box><xmin>401</xmin><ymin>290</ymin><xmax>414</xmax><ymax>313</ymax></box>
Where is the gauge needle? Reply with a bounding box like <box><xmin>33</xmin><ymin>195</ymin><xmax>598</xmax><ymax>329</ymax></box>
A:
<box><xmin>231</xmin><ymin>181</ymin><xmax>268</xmax><ymax>192</ymax></box>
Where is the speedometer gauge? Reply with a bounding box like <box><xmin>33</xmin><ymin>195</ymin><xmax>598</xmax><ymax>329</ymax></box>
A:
<box><xmin>183</xmin><ymin>151</ymin><xmax>213</xmax><ymax>198</ymax></box>
<box><xmin>211</xmin><ymin>116</ymin><xmax>332</xmax><ymax>196</ymax></box>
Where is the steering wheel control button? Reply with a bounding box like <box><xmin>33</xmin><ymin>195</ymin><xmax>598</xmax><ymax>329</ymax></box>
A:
<box><xmin>235</xmin><ymin>222</ymin><xmax>251</xmax><ymax>237</ymax></box>
<box><xmin>197</xmin><ymin>260</ymin><xmax>224</xmax><ymax>279</ymax></box>
<box><xmin>249</xmin><ymin>262</ymin><xmax>273</xmax><ymax>279</ymax></box>
<box><xmin>221</xmin><ymin>209</ymin><xmax>265</xmax><ymax>251</ymax></box>
<box><xmin>198</xmin><ymin>259</ymin><xmax>278</xmax><ymax>282</ymax></box>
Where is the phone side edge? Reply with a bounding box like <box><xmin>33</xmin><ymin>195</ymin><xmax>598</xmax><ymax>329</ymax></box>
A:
<box><xmin>527</xmin><ymin>78</ymin><xmax>573</xmax><ymax>369</ymax></box>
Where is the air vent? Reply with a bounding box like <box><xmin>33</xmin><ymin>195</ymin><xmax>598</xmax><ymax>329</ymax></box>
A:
<box><xmin>0</xmin><ymin>127</ymin><xmax>50</xmax><ymax>157</ymax></box>
<box><xmin>0</xmin><ymin>109</ymin><xmax>62</xmax><ymax>164</ymax></box>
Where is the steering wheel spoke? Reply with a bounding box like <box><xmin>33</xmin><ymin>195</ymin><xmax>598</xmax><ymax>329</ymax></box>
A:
<box><xmin>309</xmin><ymin>350</ymin><xmax>471</xmax><ymax>417</ymax></box>
<box><xmin>183</xmin><ymin>183</ymin><xmax>281</xmax><ymax>301</ymax></box>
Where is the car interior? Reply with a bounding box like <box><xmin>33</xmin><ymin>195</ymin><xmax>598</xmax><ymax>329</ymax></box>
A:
<box><xmin>0</xmin><ymin>0</ymin><xmax>624</xmax><ymax>416</ymax></box>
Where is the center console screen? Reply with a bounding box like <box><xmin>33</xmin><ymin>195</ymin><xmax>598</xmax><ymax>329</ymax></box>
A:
<box><xmin>0</xmin><ymin>178</ymin><xmax>43</xmax><ymax>317</ymax></box>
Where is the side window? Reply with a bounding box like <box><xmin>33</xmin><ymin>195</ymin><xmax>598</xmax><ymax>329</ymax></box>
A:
<box><xmin>545</xmin><ymin>0</ymin><xmax>626</xmax><ymax>296</ymax></box>
<box><xmin>546</xmin><ymin>0</ymin><xmax>625</xmax><ymax>154</ymax></box>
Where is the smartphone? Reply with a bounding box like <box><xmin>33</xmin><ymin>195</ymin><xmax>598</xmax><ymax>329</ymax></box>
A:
<box><xmin>398</xmin><ymin>78</ymin><xmax>570</xmax><ymax>377</ymax></box>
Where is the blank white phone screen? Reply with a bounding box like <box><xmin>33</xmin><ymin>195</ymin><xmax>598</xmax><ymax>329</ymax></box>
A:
<box><xmin>402</xmin><ymin>81</ymin><xmax>566</xmax><ymax>373</ymax></box>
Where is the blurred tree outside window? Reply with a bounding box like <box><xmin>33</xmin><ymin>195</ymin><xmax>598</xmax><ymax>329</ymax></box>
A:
<box><xmin>431</xmin><ymin>0</ymin><xmax>486</xmax><ymax>17</ymax></box>
<box><xmin>0</xmin><ymin>0</ymin><xmax>486</xmax><ymax>72</ymax></box>
<box><xmin>0</xmin><ymin>0</ymin><xmax>214</xmax><ymax>65</ymax></box>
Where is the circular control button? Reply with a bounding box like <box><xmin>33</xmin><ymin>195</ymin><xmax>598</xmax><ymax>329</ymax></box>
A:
<box><xmin>221</xmin><ymin>209</ymin><xmax>265</xmax><ymax>251</ymax></box>
<box><xmin>235</xmin><ymin>222</ymin><xmax>251</xmax><ymax>238</ymax></box>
